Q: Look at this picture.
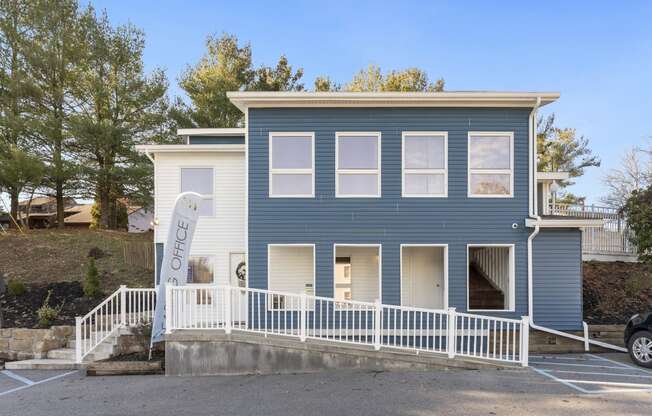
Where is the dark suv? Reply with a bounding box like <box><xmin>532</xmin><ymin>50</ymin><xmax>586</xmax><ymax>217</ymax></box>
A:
<box><xmin>625</xmin><ymin>312</ymin><xmax>652</xmax><ymax>368</ymax></box>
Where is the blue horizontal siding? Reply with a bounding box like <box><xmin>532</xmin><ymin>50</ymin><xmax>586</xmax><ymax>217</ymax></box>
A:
<box><xmin>533</xmin><ymin>229</ymin><xmax>583</xmax><ymax>330</ymax></box>
<box><xmin>248</xmin><ymin>107</ymin><xmax>534</xmax><ymax>321</ymax></box>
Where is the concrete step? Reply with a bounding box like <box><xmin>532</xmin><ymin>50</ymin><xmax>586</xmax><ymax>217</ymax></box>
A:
<box><xmin>68</xmin><ymin>339</ymin><xmax>118</xmax><ymax>354</ymax></box>
<box><xmin>47</xmin><ymin>347</ymin><xmax>112</xmax><ymax>362</ymax></box>
<box><xmin>4</xmin><ymin>359</ymin><xmax>80</xmax><ymax>370</ymax></box>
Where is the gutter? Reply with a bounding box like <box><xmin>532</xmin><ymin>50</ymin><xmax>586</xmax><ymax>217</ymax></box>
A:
<box><xmin>525</xmin><ymin>98</ymin><xmax>625</xmax><ymax>352</ymax></box>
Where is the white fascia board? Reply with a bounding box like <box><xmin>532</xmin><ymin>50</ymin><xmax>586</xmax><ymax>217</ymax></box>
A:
<box><xmin>176</xmin><ymin>128</ymin><xmax>245</xmax><ymax>137</ymax></box>
<box><xmin>537</xmin><ymin>172</ymin><xmax>570</xmax><ymax>181</ymax></box>
<box><xmin>135</xmin><ymin>144</ymin><xmax>245</xmax><ymax>155</ymax></box>
<box><xmin>525</xmin><ymin>218</ymin><xmax>605</xmax><ymax>228</ymax></box>
<box><xmin>227</xmin><ymin>91</ymin><xmax>560</xmax><ymax>112</ymax></box>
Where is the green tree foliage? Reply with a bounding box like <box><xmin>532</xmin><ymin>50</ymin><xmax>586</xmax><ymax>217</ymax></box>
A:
<box><xmin>537</xmin><ymin>114</ymin><xmax>601</xmax><ymax>202</ymax></box>
<box><xmin>0</xmin><ymin>0</ymin><xmax>39</xmax><ymax>225</ymax></box>
<box><xmin>70</xmin><ymin>10</ymin><xmax>170</xmax><ymax>229</ymax></box>
<box><xmin>622</xmin><ymin>186</ymin><xmax>652</xmax><ymax>263</ymax></box>
<box><xmin>83</xmin><ymin>257</ymin><xmax>101</xmax><ymax>297</ymax></box>
<box><xmin>344</xmin><ymin>64</ymin><xmax>444</xmax><ymax>92</ymax></box>
<box><xmin>0</xmin><ymin>146</ymin><xmax>45</xmax><ymax>218</ymax></box>
<box><xmin>314</xmin><ymin>76</ymin><xmax>340</xmax><ymax>92</ymax></box>
<box><xmin>24</xmin><ymin>0</ymin><xmax>89</xmax><ymax>228</ymax></box>
<box><xmin>174</xmin><ymin>33</ymin><xmax>304</xmax><ymax>128</ymax></box>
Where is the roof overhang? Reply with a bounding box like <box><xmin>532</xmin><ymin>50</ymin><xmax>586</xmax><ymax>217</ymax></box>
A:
<box><xmin>227</xmin><ymin>91</ymin><xmax>560</xmax><ymax>112</ymax></box>
<box><xmin>177</xmin><ymin>128</ymin><xmax>245</xmax><ymax>137</ymax></box>
<box><xmin>537</xmin><ymin>172</ymin><xmax>570</xmax><ymax>182</ymax></box>
<box><xmin>525</xmin><ymin>218</ymin><xmax>604</xmax><ymax>228</ymax></box>
<box><xmin>135</xmin><ymin>144</ymin><xmax>245</xmax><ymax>156</ymax></box>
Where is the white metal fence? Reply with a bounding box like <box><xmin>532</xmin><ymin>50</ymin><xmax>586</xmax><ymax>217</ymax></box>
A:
<box><xmin>166</xmin><ymin>285</ymin><xmax>529</xmax><ymax>366</ymax></box>
<box><xmin>75</xmin><ymin>286</ymin><xmax>156</xmax><ymax>363</ymax></box>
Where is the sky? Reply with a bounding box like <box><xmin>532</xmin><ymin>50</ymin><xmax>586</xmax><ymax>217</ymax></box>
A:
<box><xmin>61</xmin><ymin>1</ymin><xmax>652</xmax><ymax>203</ymax></box>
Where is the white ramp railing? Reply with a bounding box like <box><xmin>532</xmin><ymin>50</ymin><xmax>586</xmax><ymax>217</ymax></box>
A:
<box><xmin>166</xmin><ymin>285</ymin><xmax>529</xmax><ymax>366</ymax></box>
<box><xmin>75</xmin><ymin>286</ymin><xmax>156</xmax><ymax>363</ymax></box>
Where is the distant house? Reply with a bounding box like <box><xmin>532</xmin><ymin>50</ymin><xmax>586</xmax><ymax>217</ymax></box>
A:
<box><xmin>127</xmin><ymin>205</ymin><xmax>154</xmax><ymax>233</ymax></box>
<box><xmin>5</xmin><ymin>196</ymin><xmax>79</xmax><ymax>228</ymax></box>
<box><xmin>63</xmin><ymin>204</ymin><xmax>93</xmax><ymax>228</ymax></box>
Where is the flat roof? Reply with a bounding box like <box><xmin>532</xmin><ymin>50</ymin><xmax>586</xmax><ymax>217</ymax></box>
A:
<box><xmin>227</xmin><ymin>91</ymin><xmax>560</xmax><ymax>112</ymax></box>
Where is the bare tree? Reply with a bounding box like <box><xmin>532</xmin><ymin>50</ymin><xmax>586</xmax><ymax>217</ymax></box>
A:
<box><xmin>602</xmin><ymin>139</ymin><xmax>652</xmax><ymax>208</ymax></box>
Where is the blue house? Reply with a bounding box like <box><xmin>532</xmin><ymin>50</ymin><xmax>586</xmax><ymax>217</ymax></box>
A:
<box><xmin>134</xmin><ymin>92</ymin><xmax>606</xmax><ymax>369</ymax></box>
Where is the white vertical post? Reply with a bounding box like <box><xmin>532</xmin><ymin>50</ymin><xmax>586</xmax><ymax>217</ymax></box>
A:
<box><xmin>120</xmin><ymin>285</ymin><xmax>127</xmax><ymax>327</ymax></box>
<box><xmin>447</xmin><ymin>307</ymin><xmax>456</xmax><ymax>359</ymax></box>
<box><xmin>373</xmin><ymin>299</ymin><xmax>382</xmax><ymax>351</ymax></box>
<box><xmin>520</xmin><ymin>316</ymin><xmax>530</xmax><ymax>367</ymax></box>
<box><xmin>583</xmin><ymin>321</ymin><xmax>590</xmax><ymax>352</ymax></box>
<box><xmin>165</xmin><ymin>285</ymin><xmax>172</xmax><ymax>334</ymax></box>
<box><xmin>300</xmin><ymin>293</ymin><xmax>307</xmax><ymax>342</ymax></box>
<box><xmin>225</xmin><ymin>286</ymin><xmax>232</xmax><ymax>334</ymax></box>
<box><xmin>75</xmin><ymin>317</ymin><xmax>82</xmax><ymax>364</ymax></box>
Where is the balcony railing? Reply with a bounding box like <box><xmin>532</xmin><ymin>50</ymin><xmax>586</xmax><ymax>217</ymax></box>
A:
<box><xmin>547</xmin><ymin>203</ymin><xmax>637</xmax><ymax>256</ymax></box>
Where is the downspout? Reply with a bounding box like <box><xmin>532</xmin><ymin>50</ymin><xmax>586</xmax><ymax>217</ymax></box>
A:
<box><xmin>525</xmin><ymin>101</ymin><xmax>626</xmax><ymax>352</ymax></box>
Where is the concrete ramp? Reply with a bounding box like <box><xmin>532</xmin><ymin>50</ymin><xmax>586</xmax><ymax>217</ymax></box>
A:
<box><xmin>165</xmin><ymin>330</ymin><xmax>519</xmax><ymax>376</ymax></box>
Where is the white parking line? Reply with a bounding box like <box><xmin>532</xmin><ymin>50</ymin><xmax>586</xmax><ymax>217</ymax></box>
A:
<box><xmin>530</xmin><ymin>354</ymin><xmax>652</xmax><ymax>395</ymax></box>
<box><xmin>1</xmin><ymin>370</ymin><xmax>34</xmax><ymax>386</ymax></box>
<box><xmin>0</xmin><ymin>371</ymin><xmax>77</xmax><ymax>398</ymax></box>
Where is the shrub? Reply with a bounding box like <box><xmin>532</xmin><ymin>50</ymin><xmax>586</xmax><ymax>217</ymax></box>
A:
<box><xmin>7</xmin><ymin>280</ymin><xmax>27</xmax><ymax>296</ymax></box>
<box><xmin>83</xmin><ymin>258</ymin><xmax>102</xmax><ymax>298</ymax></box>
<box><xmin>36</xmin><ymin>289</ymin><xmax>63</xmax><ymax>327</ymax></box>
<box><xmin>87</xmin><ymin>246</ymin><xmax>105</xmax><ymax>259</ymax></box>
<box><xmin>622</xmin><ymin>186</ymin><xmax>652</xmax><ymax>263</ymax></box>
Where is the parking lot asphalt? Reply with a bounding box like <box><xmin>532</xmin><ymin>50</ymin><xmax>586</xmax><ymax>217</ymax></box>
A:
<box><xmin>1</xmin><ymin>353</ymin><xmax>651</xmax><ymax>416</ymax></box>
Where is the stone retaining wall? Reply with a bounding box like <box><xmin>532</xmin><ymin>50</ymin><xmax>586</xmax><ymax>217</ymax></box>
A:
<box><xmin>529</xmin><ymin>324</ymin><xmax>625</xmax><ymax>354</ymax></box>
<box><xmin>0</xmin><ymin>326</ymin><xmax>74</xmax><ymax>361</ymax></box>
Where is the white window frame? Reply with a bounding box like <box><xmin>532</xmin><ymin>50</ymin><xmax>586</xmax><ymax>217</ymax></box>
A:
<box><xmin>402</xmin><ymin>132</ymin><xmax>448</xmax><ymax>197</ymax></box>
<box><xmin>466</xmin><ymin>243</ymin><xmax>515</xmax><ymax>312</ymax></box>
<box><xmin>335</xmin><ymin>132</ymin><xmax>381</xmax><ymax>198</ymax></box>
<box><xmin>267</xmin><ymin>243</ymin><xmax>316</xmax><ymax>311</ymax></box>
<box><xmin>332</xmin><ymin>243</ymin><xmax>382</xmax><ymax>304</ymax></box>
<box><xmin>269</xmin><ymin>132</ymin><xmax>315</xmax><ymax>198</ymax></box>
<box><xmin>467</xmin><ymin>132</ymin><xmax>514</xmax><ymax>198</ymax></box>
<box><xmin>399</xmin><ymin>244</ymin><xmax>448</xmax><ymax>309</ymax></box>
<box><xmin>179</xmin><ymin>166</ymin><xmax>215</xmax><ymax>217</ymax></box>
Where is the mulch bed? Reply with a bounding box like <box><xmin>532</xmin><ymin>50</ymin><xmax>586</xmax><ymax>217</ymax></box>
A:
<box><xmin>105</xmin><ymin>349</ymin><xmax>164</xmax><ymax>362</ymax></box>
<box><xmin>0</xmin><ymin>281</ymin><xmax>104</xmax><ymax>328</ymax></box>
<box><xmin>583</xmin><ymin>261</ymin><xmax>652</xmax><ymax>325</ymax></box>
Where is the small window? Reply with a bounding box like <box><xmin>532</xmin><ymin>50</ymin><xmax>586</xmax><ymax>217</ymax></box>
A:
<box><xmin>181</xmin><ymin>167</ymin><xmax>214</xmax><ymax>216</ymax></box>
<box><xmin>467</xmin><ymin>245</ymin><xmax>514</xmax><ymax>311</ymax></box>
<box><xmin>269</xmin><ymin>133</ymin><xmax>314</xmax><ymax>197</ymax></box>
<box><xmin>187</xmin><ymin>256</ymin><xmax>214</xmax><ymax>304</ymax></box>
<box><xmin>336</xmin><ymin>133</ymin><xmax>381</xmax><ymax>197</ymax></box>
<box><xmin>468</xmin><ymin>133</ymin><xmax>513</xmax><ymax>197</ymax></box>
<box><xmin>403</xmin><ymin>132</ymin><xmax>447</xmax><ymax>197</ymax></box>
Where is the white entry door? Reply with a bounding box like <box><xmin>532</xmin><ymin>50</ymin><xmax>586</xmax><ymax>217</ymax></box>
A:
<box><xmin>401</xmin><ymin>246</ymin><xmax>445</xmax><ymax>309</ymax></box>
<box><xmin>229</xmin><ymin>252</ymin><xmax>247</xmax><ymax>325</ymax></box>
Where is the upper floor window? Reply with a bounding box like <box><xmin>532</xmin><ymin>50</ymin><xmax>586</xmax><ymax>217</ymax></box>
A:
<box><xmin>180</xmin><ymin>167</ymin><xmax>214</xmax><ymax>216</ymax></box>
<box><xmin>269</xmin><ymin>133</ymin><xmax>314</xmax><ymax>197</ymax></box>
<box><xmin>402</xmin><ymin>132</ymin><xmax>447</xmax><ymax>197</ymax></box>
<box><xmin>336</xmin><ymin>132</ymin><xmax>381</xmax><ymax>197</ymax></box>
<box><xmin>468</xmin><ymin>132</ymin><xmax>513</xmax><ymax>197</ymax></box>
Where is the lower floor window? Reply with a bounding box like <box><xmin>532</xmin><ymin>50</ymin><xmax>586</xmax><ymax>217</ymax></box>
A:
<box><xmin>188</xmin><ymin>256</ymin><xmax>214</xmax><ymax>304</ymax></box>
<box><xmin>333</xmin><ymin>245</ymin><xmax>380</xmax><ymax>304</ymax></box>
<box><xmin>467</xmin><ymin>245</ymin><xmax>514</xmax><ymax>311</ymax></box>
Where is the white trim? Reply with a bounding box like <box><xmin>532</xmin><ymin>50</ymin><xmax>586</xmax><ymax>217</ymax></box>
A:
<box><xmin>399</xmin><ymin>244</ymin><xmax>449</xmax><ymax>309</ymax></box>
<box><xmin>537</xmin><ymin>171</ymin><xmax>570</xmax><ymax>181</ymax></box>
<box><xmin>333</xmin><ymin>244</ymin><xmax>382</xmax><ymax>303</ymax></box>
<box><xmin>135</xmin><ymin>144</ymin><xmax>244</xmax><ymax>154</ymax></box>
<box><xmin>228</xmin><ymin>251</ymin><xmax>247</xmax><ymax>287</ymax></box>
<box><xmin>467</xmin><ymin>132</ymin><xmax>514</xmax><ymax>198</ymax></box>
<box><xmin>525</xmin><ymin>218</ymin><xmax>604</xmax><ymax>228</ymax></box>
<box><xmin>268</xmin><ymin>132</ymin><xmax>315</xmax><ymax>198</ymax></box>
<box><xmin>401</xmin><ymin>132</ymin><xmax>448</xmax><ymax>197</ymax></box>
<box><xmin>244</xmin><ymin>110</ymin><xmax>249</xmax><ymax>292</ymax></box>
<box><xmin>335</xmin><ymin>132</ymin><xmax>382</xmax><ymax>198</ymax></box>
<box><xmin>179</xmin><ymin>166</ymin><xmax>215</xmax><ymax>217</ymax></box>
<box><xmin>466</xmin><ymin>243</ymin><xmax>516</xmax><ymax>312</ymax></box>
<box><xmin>227</xmin><ymin>91</ymin><xmax>561</xmax><ymax>112</ymax></box>
<box><xmin>267</xmin><ymin>244</ymin><xmax>316</xmax><ymax>297</ymax></box>
<box><xmin>177</xmin><ymin>128</ymin><xmax>245</xmax><ymax>137</ymax></box>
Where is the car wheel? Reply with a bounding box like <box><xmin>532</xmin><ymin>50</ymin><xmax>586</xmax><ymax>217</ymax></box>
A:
<box><xmin>628</xmin><ymin>330</ymin><xmax>652</xmax><ymax>368</ymax></box>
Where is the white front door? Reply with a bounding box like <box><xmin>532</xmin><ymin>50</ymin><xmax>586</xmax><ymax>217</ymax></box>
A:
<box><xmin>229</xmin><ymin>252</ymin><xmax>247</xmax><ymax>325</ymax></box>
<box><xmin>402</xmin><ymin>246</ymin><xmax>445</xmax><ymax>309</ymax></box>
